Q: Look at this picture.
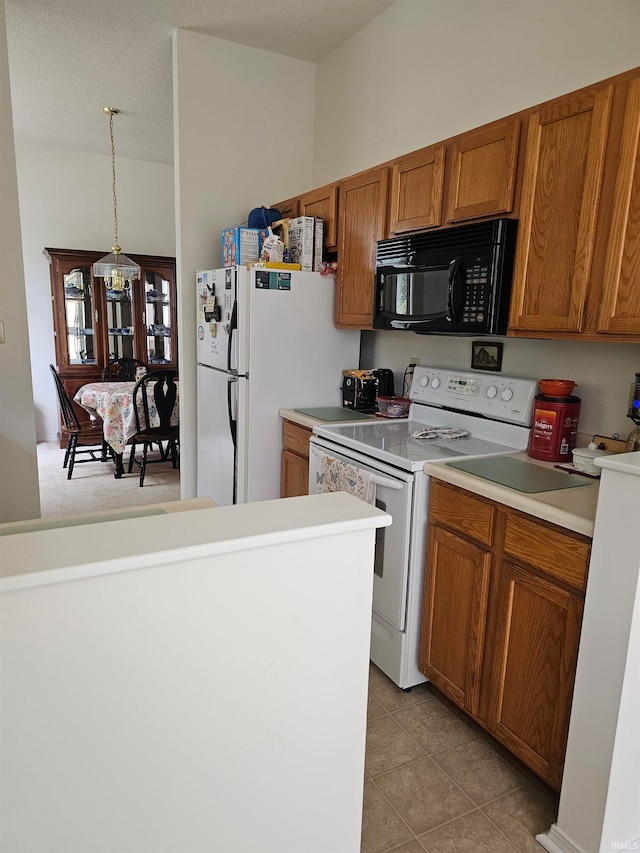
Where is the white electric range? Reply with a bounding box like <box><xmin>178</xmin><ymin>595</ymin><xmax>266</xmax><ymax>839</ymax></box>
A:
<box><xmin>308</xmin><ymin>365</ymin><xmax>537</xmax><ymax>688</ymax></box>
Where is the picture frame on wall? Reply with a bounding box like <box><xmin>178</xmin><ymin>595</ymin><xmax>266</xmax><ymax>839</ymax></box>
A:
<box><xmin>471</xmin><ymin>341</ymin><xmax>503</xmax><ymax>372</ymax></box>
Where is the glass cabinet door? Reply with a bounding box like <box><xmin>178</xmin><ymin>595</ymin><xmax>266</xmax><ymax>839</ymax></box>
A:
<box><xmin>63</xmin><ymin>266</ymin><xmax>96</xmax><ymax>365</ymax></box>
<box><xmin>104</xmin><ymin>285</ymin><xmax>135</xmax><ymax>362</ymax></box>
<box><xmin>144</xmin><ymin>270</ymin><xmax>173</xmax><ymax>365</ymax></box>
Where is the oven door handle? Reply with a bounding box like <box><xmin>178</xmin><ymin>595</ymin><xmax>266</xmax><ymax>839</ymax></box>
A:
<box><xmin>310</xmin><ymin>446</ymin><xmax>404</xmax><ymax>490</ymax></box>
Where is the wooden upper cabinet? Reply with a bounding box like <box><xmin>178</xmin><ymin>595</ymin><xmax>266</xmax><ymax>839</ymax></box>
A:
<box><xmin>336</xmin><ymin>167</ymin><xmax>389</xmax><ymax>328</ymax></box>
<box><xmin>509</xmin><ymin>86</ymin><xmax>614</xmax><ymax>333</ymax></box>
<box><xmin>271</xmin><ymin>196</ymin><xmax>299</xmax><ymax>221</ymax></box>
<box><xmin>388</xmin><ymin>145</ymin><xmax>446</xmax><ymax>234</ymax></box>
<box><xmin>445</xmin><ymin>118</ymin><xmax>520</xmax><ymax>223</ymax></box>
<box><xmin>299</xmin><ymin>183</ymin><xmax>339</xmax><ymax>251</ymax></box>
<box><xmin>597</xmin><ymin>76</ymin><xmax>640</xmax><ymax>336</ymax></box>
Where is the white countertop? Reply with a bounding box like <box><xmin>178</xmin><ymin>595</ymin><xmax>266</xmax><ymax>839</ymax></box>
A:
<box><xmin>279</xmin><ymin>407</ymin><xmax>376</xmax><ymax>429</ymax></box>
<box><xmin>596</xmin><ymin>449</ymin><xmax>640</xmax><ymax>476</ymax></box>
<box><xmin>423</xmin><ymin>452</ymin><xmax>600</xmax><ymax>537</ymax></box>
<box><xmin>0</xmin><ymin>492</ymin><xmax>391</xmax><ymax>591</ymax></box>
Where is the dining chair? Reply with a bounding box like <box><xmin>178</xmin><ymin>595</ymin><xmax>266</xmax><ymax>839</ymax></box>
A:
<box><xmin>127</xmin><ymin>370</ymin><xmax>179</xmax><ymax>486</ymax></box>
<box><xmin>49</xmin><ymin>364</ymin><xmax>109</xmax><ymax>479</ymax></box>
<box><xmin>101</xmin><ymin>357</ymin><xmax>148</xmax><ymax>381</ymax></box>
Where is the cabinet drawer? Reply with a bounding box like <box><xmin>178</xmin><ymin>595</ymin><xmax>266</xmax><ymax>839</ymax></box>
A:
<box><xmin>429</xmin><ymin>481</ymin><xmax>496</xmax><ymax>546</ymax></box>
<box><xmin>282</xmin><ymin>420</ymin><xmax>312</xmax><ymax>460</ymax></box>
<box><xmin>503</xmin><ymin>513</ymin><xmax>590</xmax><ymax>591</ymax></box>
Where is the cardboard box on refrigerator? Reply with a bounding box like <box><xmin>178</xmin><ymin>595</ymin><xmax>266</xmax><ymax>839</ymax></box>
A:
<box><xmin>221</xmin><ymin>227</ymin><xmax>263</xmax><ymax>267</ymax></box>
<box><xmin>287</xmin><ymin>216</ymin><xmax>324</xmax><ymax>271</ymax></box>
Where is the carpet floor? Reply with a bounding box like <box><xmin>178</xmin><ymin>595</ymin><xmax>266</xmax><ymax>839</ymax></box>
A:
<box><xmin>38</xmin><ymin>441</ymin><xmax>180</xmax><ymax>518</ymax></box>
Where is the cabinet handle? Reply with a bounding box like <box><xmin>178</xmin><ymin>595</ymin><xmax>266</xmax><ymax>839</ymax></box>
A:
<box><xmin>95</xmin><ymin>310</ymin><xmax>98</xmax><ymax>324</ymax></box>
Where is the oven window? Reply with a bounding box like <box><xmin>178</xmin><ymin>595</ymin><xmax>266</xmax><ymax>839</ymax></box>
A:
<box><xmin>381</xmin><ymin>268</ymin><xmax>449</xmax><ymax>317</ymax></box>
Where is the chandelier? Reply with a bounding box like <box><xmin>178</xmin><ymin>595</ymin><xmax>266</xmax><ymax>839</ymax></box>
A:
<box><xmin>92</xmin><ymin>107</ymin><xmax>140</xmax><ymax>292</ymax></box>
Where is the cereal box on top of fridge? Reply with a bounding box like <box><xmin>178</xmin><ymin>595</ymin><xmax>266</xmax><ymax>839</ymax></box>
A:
<box><xmin>288</xmin><ymin>216</ymin><xmax>324</xmax><ymax>271</ymax></box>
<box><xmin>221</xmin><ymin>227</ymin><xmax>263</xmax><ymax>267</ymax></box>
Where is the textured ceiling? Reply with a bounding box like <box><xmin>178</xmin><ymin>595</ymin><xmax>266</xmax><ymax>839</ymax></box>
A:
<box><xmin>5</xmin><ymin>0</ymin><xmax>396</xmax><ymax>164</ymax></box>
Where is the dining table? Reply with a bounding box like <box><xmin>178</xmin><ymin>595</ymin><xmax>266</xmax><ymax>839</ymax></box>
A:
<box><xmin>74</xmin><ymin>381</ymin><xmax>179</xmax><ymax>478</ymax></box>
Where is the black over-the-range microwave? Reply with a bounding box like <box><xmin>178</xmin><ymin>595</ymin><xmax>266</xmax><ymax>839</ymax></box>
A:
<box><xmin>373</xmin><ymin>218</ymin><xmax>518</xmax><ymax>335</ymax></box>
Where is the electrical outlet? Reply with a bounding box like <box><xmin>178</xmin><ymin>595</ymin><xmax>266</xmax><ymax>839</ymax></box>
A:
<box><xmin>410</xmin><ymin>356</ymin><xmax>421</xmax><ymax>365</ymax></box>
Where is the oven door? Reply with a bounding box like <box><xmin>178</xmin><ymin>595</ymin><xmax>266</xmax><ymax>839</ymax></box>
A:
<box><xmin>309</xmin><ymin>437</ymin><xmax>414</xmax><ymax>631</ymax></box>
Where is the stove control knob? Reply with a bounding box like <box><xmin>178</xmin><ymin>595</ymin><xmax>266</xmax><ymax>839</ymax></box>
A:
<box><xmin>501</xmin><ymin>388</ymin><xmax>514</xmax><ymax>401</ymax></box>
<box><xmin>431</xmin><ymin>377</ymin><xmax>441</xmax><ymax>389</ymax></box>
<box><xmin>420</xmin><ymin>375</ymin><xmax>429</xmax><ymax>387</ymax></box>
<box><xmin>487</xmin><ymin>385</ymin><xmax>498</xmax><ymax>398</ymax></box>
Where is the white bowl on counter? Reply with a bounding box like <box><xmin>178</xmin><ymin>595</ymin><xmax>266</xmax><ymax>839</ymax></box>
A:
<box><xmin>572</xmin><ymin>444</ymin><xmax>611</xmax><ymax>476</ymax></box>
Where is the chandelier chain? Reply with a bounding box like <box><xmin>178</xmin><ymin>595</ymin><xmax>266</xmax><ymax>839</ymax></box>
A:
<box><xmin>109</xmin><ymin>112</ymin><xmax>119</xmax><ymax>249</ymax></box>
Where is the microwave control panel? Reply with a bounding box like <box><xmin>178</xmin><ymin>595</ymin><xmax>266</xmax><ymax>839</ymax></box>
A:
<box><xmin>462</xmin><ymin>257</ymin><xmax>490</xmax><ymax>324</ymax></box>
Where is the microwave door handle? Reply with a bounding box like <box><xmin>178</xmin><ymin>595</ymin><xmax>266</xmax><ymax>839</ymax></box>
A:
<box><xmin>447</xmin><ymin>256</ymin><xmax>464</xmax><ymax>324</ymax></box>
<box><xmin>390</xmin><ymin>319</ymin><xmax>431</xmax><ymax>329</ymax></box>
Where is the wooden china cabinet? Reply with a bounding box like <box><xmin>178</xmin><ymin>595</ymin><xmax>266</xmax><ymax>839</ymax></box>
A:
<box><xmin>46</xmin><ymin>247</ymin><xmax>177</xmax><ymax>447</ymax></box>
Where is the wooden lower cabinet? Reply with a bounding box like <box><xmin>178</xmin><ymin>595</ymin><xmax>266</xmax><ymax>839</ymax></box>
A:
<box><xmin>420</xmin><ymin>480</ymin><xmax>590</xmax><ymax>790</ymax></box>
<box><xmin>483</xmin><ymin>562</ymin><xmax>584</xmax><ymax>789</ymax></box>
<box><xmin>422</xmin><ymin>527</ymin><xmax>491</xmax><ymax>717</ymax></box>
<box><xmin>281</xmin><ymin>420</ymin><xmax>312</xmax><ymax>498</ymax></box>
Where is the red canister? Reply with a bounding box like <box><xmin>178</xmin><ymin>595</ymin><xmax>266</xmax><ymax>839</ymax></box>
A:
<box><xmin>528</xmin><ymin>394</ymin><xmax>581</xmax><ymax>462</ymax></box>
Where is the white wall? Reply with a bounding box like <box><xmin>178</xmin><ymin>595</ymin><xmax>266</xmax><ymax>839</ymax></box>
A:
<box><xmin>1</xmin><ymin>493</ymin><xmax>386</xmax><ymax>852</ymax></box>
<box><xmin>314</xmin><ymin>0</ymin><xmax>640</xmax><ymax>184</ymax></box>
<box><xmin>173</xmin><ymin>29</ymin><xmax>316</xmax><ymax>498</ymax></box>
<box><xmin>315</xmin><ymin>0</ymin><xmax>640</xmax><ymax>441</ymax></box>
<box><xmin>361</xmin><ymin>334</ymin><xmax>640</xmax><ymax>440</ymax></box>
<box><xmin>0</xmin><ymin>0</ymin><xmax>39</xmax><ymax>522</ymax></box>
<box><xmin>541</xmin><ymin>454</ymin><xmax>640</xmax><ymax>853</ymax></box>
<box><xmin>15</xmin><ymin>143</ymin><xmax>175</xmax><ymax>442</ymax></box>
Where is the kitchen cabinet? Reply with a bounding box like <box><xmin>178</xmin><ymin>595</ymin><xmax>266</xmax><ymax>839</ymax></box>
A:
<box><xmin>388</xmin><ymin>145</ymin><xmax>446</xmax><ymax>234</ymax></box>
<box><xmin>388</xmin><ymin>116</ymin><xmax>520</xmax><ymax>236</ymax></box>
<box><xmin>46</xmin><ymin>247</ymin><xmax>177</xmax><ymax>447</ymax></box>
<box><xmin>597</xmin><ymin>75</ymin><xmax>640</xmax><ymax>336</ymax></box>
<box><xmin>335</xmin><ymin>166</ymin><xmax>389</xmax><ymax>328</ymax></box>
<box><xmin>420</xmin><ymin>479</ymin><xmax>589</xmax><ymax>790</ymax></box>
<box><xmin>271</xmin><ymin>196</ymin><xmax>299</xmax><ymax>221</ymax></box>
<box><xmin>298</xmin><ymin>183</ymin><xmax>339</xmax><ymax>252</ymax></box>
<box><xmin>445</xmin><ymin>117</ymin><xmax>520</xmax><ymax>223</ymax></box>
<box><xmin>281</xmin><ymin>419</ymin><xmax>312</xmax><ymax>498</ymax></box>
<box><xmin>508</xmin><ymin>85</ymin><xmax>614</xmax><ymax>334</ymax></box>
<box><xmin>273</xmin><ymin>183</ymin><xmax>339</xmax><ymax>252</ymax></box>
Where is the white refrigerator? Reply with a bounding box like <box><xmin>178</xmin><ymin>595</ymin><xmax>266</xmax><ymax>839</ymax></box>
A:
<box><xmin>196</xmin><ymin>266</ymin><xmax>361</xmax><ymax>506</ymax></box>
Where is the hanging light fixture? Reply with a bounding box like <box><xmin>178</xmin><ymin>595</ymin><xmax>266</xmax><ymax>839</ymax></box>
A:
<box><xmin>93</xmin><ymin>107</ymin><xmax>140</xmax><ymax>291</ymax></box>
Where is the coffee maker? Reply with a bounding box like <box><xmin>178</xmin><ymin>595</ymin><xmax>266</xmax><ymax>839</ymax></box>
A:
<box><xmin>342</xmin><ymin>369</ymin><xmax>394</xmax><ymax>413</ymax></box>
<box><xmin>625</xmin><ymin>372</ymin><xmax>640</xmax><ymax>451</ymax></box>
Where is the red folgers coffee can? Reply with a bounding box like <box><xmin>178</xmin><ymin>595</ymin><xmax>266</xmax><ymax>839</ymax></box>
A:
<box><xmin>528</xmin><ymin>394</ymin><xmax>581</xmax><ymax>462</ymax></box>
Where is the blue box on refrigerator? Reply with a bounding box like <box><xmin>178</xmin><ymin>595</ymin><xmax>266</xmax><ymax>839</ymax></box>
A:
<box><xmin>221</xmin><ymin>227</ymin><xmax>263</xmax><ymax>267</ymax></box>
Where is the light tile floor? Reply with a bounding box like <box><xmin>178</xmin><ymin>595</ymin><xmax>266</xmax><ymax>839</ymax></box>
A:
<box><xmin>362</xmin><ymin>665</ymin><xmax>559</xmax><ymax>853</ymax></box>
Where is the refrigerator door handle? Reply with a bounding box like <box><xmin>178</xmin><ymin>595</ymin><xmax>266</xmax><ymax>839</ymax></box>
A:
<box><xmin>227</xmin><ymin>300</ymin><xmax>238</xmax><ymax>374</ymax></box>
<box><xmin>227</xmin><ymin>376</ymin><xmax>238</xmax><ymax>447</ymax></box>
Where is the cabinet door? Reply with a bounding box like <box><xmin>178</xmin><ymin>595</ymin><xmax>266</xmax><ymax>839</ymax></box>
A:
<box><xmin>598</xmin><ymin>76</ymin><xmax>640</xmax><ymax>336</ymax></box>
<box><xmin>336</xmin><ymin>167</ymin><xmax>389</xmax><ymax>328</ymax></box>
<box><xmin>485</xmin><ymin>561</ymin><xmax>583</xmax><ymax>790</ymax></box>
<box><xmin>388</xmin><ymin>145</ymin><xmax>446</xmax><ymax>234</ymax></box>
<box><xmin>49</xmin><ymin>254</ymin><xmax>99</xmax><ymax>373</ymax></box>
<box><xmin>141</xmin><ymin>261</ymin><xmax>177</xmax><ymax>368</ymax></box>
<box><xmin>419</xmin><ymin>526</ymin><xmax>492</xmax><ymax>717</ymax></box>
<box><xmin>299</xmin><ymin>183</ymin><xmax>339</xmax><ymax>251</ymax></box>
<box><xmin>445</xmin><ymin>118</ymin><xmax>520</xmax><ymax>223</ymax></box>
<box><xmin>272</xmin><ymin>196</ymin><xmax>299</xmax><ymax>221</ymax></box>
<box><xmin>281</xmin><ymin>449</ymin><xmax>310</xmax><ymax>498</ymax></box>
<box><xmin>509</xmin><ymin>86</ymin><xmax>613</xmax><ymax>333</ymax></box>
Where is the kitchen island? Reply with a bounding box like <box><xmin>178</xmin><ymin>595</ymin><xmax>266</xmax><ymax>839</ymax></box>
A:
<box><xmin>1</xmin><ymin>492</ymin><xmax>390</xmax><ymax>853</ymax></box>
